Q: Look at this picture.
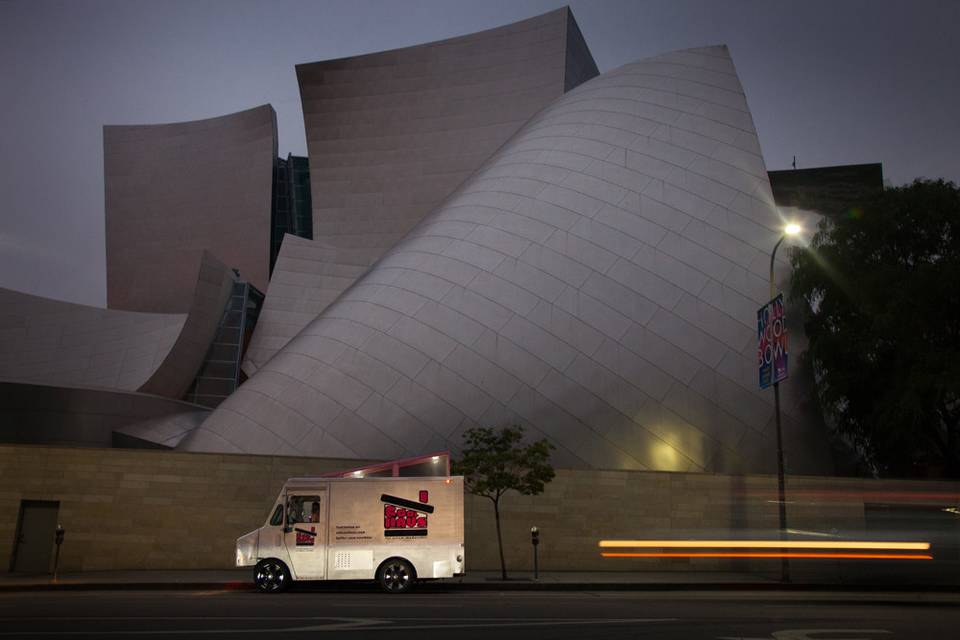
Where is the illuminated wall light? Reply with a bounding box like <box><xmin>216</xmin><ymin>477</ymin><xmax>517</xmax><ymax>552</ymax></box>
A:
<box><xmin>598</xmin><ymin>540</ymin><xmax>931</xmax><ymax>550</ymax></box>
<box><xmin>650</xmin><ymin>439</ymin><xmax>683</xmax><ymax>471</ymax></box>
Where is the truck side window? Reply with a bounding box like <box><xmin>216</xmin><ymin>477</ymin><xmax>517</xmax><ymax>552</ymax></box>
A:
<box><xmin>286</xmin><ymin>495</ymin><xmax>321</xmax><ymax>524</ymax></box>
<box><xmin>269</xmin><ymin>504</ymin><xmax>283</xmax><ymax>526</ymax></box>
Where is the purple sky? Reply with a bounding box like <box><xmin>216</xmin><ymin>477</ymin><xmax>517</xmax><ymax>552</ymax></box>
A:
<box><xmin>1</xmin><ymin>0</ymin><xmax>957</xmax><ymax>307</ymax></box>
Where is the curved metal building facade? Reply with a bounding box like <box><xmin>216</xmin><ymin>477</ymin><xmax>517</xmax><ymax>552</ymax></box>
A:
<box><xmin>183</xmin><ymin>45</ymin><xmax>829</xmax><ymax>473</ymax></box>
<box><xmin>246</xmin><ymin>8</ymin><xmax>602</xmax><ymax>370</ymax></box>
<box><xmin>0</xmin><ymin>288</ymin><xmax>185</xmax><ymax>391</ymax></box>
<box><xmin>104</xmin><ymin>105</ymin><xmax>277</xmax><ymax>313</ymax></box>
<box><xmin>0</xmin><ymin>252</ymin><xmax>235</xmax><ymax>398</ymax></box>
<box><xmin>241</xmin><ymin>233</ymin><xmax>369</xmax><ymax>375</ymax></box>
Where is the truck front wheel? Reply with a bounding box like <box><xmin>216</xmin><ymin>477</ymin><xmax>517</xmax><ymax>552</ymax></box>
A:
<box><xmin>376</xmin><ymin>557</ymin><xmax>415</xmax><ymax>594</ymax></box>
<box><xmin>254</xmin><ymin>559</ymin><xmax>290</xmax><ymax>593</ymax></box>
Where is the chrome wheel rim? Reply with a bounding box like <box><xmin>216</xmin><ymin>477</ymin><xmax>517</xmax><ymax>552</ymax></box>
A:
<box><xmin>382</xmin><ymin>561</ymin><xmax>410</xmax><ymax>592</ymax></box>
<box><xmin>255</xmin><ymin>561</ymin><xmax>285</xmax><ymax>592</ymax></box>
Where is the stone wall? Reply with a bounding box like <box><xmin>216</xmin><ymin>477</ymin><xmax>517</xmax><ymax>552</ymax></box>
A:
<box><xmin>2</xmin><ymin>445</ymin><xmax>957</xmax><ymax>577</ymax></box>
<box><xmin>0</xmin><ymin>445</ymin><xmax>372</xmax><ymax>571</ymax></box>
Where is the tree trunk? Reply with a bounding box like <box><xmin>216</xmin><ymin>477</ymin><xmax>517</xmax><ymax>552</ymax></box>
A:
<box><xmin>493</xmin><ymin>498</ymin><xmax>507</xmax><ymax>580</ymax></box>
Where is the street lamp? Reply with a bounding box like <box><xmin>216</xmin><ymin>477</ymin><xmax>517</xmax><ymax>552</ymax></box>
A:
<box><xmin>769</xmin><ymin>223</ymin><xmax>800</xmax><ymax>583</ymax></box>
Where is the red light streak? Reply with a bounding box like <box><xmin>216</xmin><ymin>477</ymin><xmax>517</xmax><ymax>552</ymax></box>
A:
<box><xmin>598</xmin><ymin>540</ymin><xmax>930</xmax><ymax>550</ymax></box>
<box><xmin>601</xmin><ymin>552</ymin><xmax>932</xmax><ymax>560</ymax></box>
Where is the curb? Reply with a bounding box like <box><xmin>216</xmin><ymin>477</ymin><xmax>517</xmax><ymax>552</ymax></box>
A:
<box><xmin>0</xmin><ymin>581</ymin><xmax>253</xmax><ymax>593</ymax></box>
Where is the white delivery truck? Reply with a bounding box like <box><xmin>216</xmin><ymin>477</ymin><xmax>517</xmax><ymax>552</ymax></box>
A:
<box><xmin>236</xmin><ymin>475</ymin><xmax>465</xmax><ymax>593</ymax></box>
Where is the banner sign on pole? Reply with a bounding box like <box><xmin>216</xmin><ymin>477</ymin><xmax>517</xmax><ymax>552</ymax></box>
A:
<box><xmin>758</xmin><ymin>293</ymin><xmax>788</xmax><ymax>389</ymax></box>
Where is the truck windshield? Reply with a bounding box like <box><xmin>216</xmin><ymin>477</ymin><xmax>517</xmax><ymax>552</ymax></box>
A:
<box><xmin>269</xmin><ymin>504</ymin><xmax>283</xmax><ymax>526</ymax></box>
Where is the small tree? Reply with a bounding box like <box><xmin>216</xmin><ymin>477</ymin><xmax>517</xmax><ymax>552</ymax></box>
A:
<box><xmin>453</xmin><ymin>425</ymin><xmax>555</xmax><ymax>579</ymax></box>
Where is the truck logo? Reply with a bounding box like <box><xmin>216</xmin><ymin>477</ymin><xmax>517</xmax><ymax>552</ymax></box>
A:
<box><xmin>381</xmin><ymin>493</ymin><xmax>433</xmax><ymax>538</ymax></box>
<box><xmin>294</xmin><ymin>526</ymin><xmax>317</xmax><ymax>546</ymax></box>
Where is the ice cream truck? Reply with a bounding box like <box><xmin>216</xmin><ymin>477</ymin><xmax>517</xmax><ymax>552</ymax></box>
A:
<box><xmin>236</xmin><ymin>455</ymin><xmax>464</xmax><ymax>593</ymax></box>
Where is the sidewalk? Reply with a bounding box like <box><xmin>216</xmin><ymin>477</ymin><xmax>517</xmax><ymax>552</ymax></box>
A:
<box><xmin>2</xmin><ymin>569</ymin><xmax>959</xmax><ymax>594</ymax></box>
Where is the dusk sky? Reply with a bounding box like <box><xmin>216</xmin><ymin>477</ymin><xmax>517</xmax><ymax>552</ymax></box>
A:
<box><xmin>1</xmin><ymin>0</ymin><xmax>957</xmax><ymax>307</ymax></box>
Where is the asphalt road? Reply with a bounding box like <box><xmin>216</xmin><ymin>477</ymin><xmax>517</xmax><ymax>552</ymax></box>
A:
<box><xmin>0</xmin><ymin>586</ymin><xmax>957</xmax><ymax>639</ymax></box>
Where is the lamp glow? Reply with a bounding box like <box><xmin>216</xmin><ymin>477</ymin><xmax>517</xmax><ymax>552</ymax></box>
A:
<box><xmin>784</xmin><ymin>223</ymin><xmax>801</xmax><ymax>236</ymax></box>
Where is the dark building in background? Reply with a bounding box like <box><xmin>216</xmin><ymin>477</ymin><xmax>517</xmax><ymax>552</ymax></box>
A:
<box><xmin>270</xmin><ymin>153</ymin><xmax>314</xmax><ymax>272</ymax></box>
<box><xmin>768</xmin><ymin>163</ymin><xmax>884</xmax><ymax>218</ymax></box>
<box><xmin>563</xmin><ymin>5</ymin><xmax>599</xmax><ymax>92</ymax></box>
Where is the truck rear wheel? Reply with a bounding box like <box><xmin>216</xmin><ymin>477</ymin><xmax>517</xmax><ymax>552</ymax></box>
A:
<box><xmin>254</xmin><ymin>559</ymin><xmax>290</xmax><ymax>593</ymax></box>
<box><xmin>376</xmin><ymin>558</ymin><xmax>415</xmax><ymax>594</ymax></box>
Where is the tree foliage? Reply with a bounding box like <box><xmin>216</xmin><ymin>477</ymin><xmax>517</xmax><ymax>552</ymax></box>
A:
<box><xmin>453</xmin><ymin>425</ymin><xmax>554</xmax><ymax>578</ymax></box>
<box><xmin>790</xmin><ymin>179</ymin><xmax>960</xmax><ymax>477</ymax></box>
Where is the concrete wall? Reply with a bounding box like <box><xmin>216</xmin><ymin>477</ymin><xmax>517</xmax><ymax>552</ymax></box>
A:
<box><xmin>3</xmin><ymin>445</ymin><xmax>957</xmax><ymax>576</ymax></box>
<box><xmin>0</xmin><ymin>445</ymin><xmax>372</xmax><ymax>572</ymax></box>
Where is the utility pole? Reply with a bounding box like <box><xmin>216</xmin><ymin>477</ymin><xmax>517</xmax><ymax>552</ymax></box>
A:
<box><xmin>768</xmin><ymin>226</ymin><xmax>799</xmax><ymax>583</ymax></box>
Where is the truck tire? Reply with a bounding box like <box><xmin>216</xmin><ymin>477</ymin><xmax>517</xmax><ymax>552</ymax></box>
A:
<box><xmin>376</xmin><ymin>557</ymin><xmax>415</xmax><ymax>594</ymax></box>
<box><xmin>254</xmin><ymin>559</ymin><xmax>291</xmax><ymax>593</ymax></box>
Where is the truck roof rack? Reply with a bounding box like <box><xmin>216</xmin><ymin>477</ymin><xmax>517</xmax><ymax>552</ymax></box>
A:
<box><xmin>320</xmin><ymin>452</ymin><xmax>451</xmax><ymax>478</ymax></box>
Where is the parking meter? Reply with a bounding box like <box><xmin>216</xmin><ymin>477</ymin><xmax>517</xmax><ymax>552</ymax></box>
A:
<box><xmin>52</xmin><ymin>524</ymin><xmax>64</xmax><ymax>582</ymax></box>
<box><xmin>530</xmin><ymin>526</ymin><xmax>539</xmax><ymax>579</ymax></box>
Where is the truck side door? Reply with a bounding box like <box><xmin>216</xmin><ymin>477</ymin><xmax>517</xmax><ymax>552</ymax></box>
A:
<box><xmin>283</xmin><ymin>493</ymin><xmax>326</xmax><ymax>580</ymax></box>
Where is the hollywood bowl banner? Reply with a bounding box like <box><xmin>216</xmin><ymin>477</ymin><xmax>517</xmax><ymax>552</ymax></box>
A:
<box><xmin>758</xmin><ymin>293</ymin><xmax>788</xmax><ymax>389</ymax></box>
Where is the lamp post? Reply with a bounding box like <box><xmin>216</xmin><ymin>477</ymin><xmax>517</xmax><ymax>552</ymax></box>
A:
<box><xmin>769</xmin><ymin>223</ymin><xmax>799</xmax><ymax>584</ymax></box>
